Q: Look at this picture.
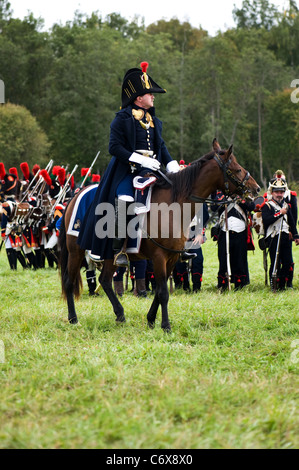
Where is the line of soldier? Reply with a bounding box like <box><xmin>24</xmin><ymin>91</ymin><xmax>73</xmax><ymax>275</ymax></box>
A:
<box><xmin>1</xmin><ymin>161</ymin><xmax>298</xmax><ymax>294</ymax></box>
<box><xmin>0</xmin><ymin>162</ymin><xmax>100</xmax><ymax>284</ymax></box>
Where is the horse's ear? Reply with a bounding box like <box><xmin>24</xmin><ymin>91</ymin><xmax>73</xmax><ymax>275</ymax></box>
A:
<box><xmin>224</xmin><ymin>144</ymin><xmax>233</xmax><ymax>161</ymax></box>
<box><xmin>212</xmin><ymin>138</ymin><xmax>221</xmax><ymax>152</ymax></box>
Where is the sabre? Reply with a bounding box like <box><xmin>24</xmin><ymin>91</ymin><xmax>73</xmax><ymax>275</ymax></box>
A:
<box><xmin>80</xmin><ymin>150</ymin><xmax>100</xmax><ymax>188</ymax></box>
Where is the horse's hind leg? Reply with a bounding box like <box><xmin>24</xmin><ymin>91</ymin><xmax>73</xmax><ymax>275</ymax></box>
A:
<box><xmin>99</xmin><ymin>260</ymin><xmax>126</xmax><ymax>323</ymax></box>
<box><xmin>65</xmin><ymin>246</ymin><xmax>85</xmax><ymax>324</ymax></box>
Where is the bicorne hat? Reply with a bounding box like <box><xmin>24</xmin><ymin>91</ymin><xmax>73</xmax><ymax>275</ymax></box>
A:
<box><xmin>121</xmin><ymin>62</ymin><xmax>166</xmax><ymax>108</ymax></box>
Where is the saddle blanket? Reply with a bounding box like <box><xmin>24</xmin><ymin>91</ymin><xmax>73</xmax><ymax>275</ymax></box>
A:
<box><xmin>67</xmin><ymin>185</ymin><xmax>98</xmax><ymax>237</ymax></box>
<box><xmin>66</xmin><ymin>177</ymin><xmax>156</xmax><ymax>253</ymax></box>
<box><xmin>133</xmin><ymin>175</ymin><xmax>156</xmax><ymax>214</ymax></box>
<box><xmin>126</xmin><ymin>175</ymin><xmax>157</xmax><ymax>253</ymax></box>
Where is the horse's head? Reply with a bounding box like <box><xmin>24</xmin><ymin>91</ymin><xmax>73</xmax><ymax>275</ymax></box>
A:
<box><xmin>212</xmin><ymin>139</ymin><xmax>260</xmax><ymax>198</ymax></box>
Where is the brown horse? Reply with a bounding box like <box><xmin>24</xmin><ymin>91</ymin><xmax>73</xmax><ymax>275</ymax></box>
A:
<box><xmin>59</xmin><ymin>139</ymin><xmax>260</xmax><ymax>331</ymax></box>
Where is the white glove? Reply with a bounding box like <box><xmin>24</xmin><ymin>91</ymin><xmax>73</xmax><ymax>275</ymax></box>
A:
<box><xmin>129</xmin><ymin>152</ymin><xmax>161</xmax><ymax>171</ymax></box>
<box><xmin>166</xmin><ymin>160</ymin><xmax>180</xmax><ymax>173</ymax></box>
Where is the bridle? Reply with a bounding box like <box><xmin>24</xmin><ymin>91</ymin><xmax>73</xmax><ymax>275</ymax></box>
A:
<box><xmin>213</xmin><ymin>152</ymin><xmax>250</xmax><ymax>197</ymax></box>
<box><xmin>189</xmin><ymin>152</ymin><xmax>251</xmax><ymax>204</ymax></box>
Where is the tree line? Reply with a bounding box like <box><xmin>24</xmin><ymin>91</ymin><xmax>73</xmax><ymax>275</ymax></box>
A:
<box><xmin>0</xmin><ymin>0</ymin><xmax>299</xmax><ymax>188</ymax></box>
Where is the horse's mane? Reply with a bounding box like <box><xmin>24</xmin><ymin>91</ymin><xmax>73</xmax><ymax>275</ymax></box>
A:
<box><xmin>155</xmin><ymin>150</ymin><xmax>223</xmax><ymax>202</ymax></box>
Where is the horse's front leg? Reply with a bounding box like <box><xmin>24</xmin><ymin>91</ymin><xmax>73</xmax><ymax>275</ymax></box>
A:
<box><xmin>158</xmin><ymin>278</ymin><xmax>170</xmax><ymax>331</ymax></box>
<box><xmin>147</xmin><ymin>255</ymin><xmax>171</xmax><ymax>331</ymax></box>
<box><xmin>147</xmin><ymin>293</ymin><xmax>160</xmax><ymax>329</ymax></box>
<box><xmin>99</xmin><ymin>260</ymin><xmax>126</xmax><ymax>323</ymax></box>
<box><xmin>147</xmin><ymin>283</ymin><xmax>170</xmax><ymax>331</ymax></box>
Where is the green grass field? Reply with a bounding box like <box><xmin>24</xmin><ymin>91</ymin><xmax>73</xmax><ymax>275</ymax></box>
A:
<box><xmin>0</xmin><ymin>236</ymin><xmax>298</xmax><ymax>449</ymax></box>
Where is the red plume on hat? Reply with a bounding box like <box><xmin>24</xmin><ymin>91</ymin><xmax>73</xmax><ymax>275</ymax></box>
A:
<box><xmin>67</xmin><ymin>174</ymin><xmax>75</xmax><ymax>190</ymax></box>
<box><xmin>32</xmin><ymin>164</ymin><xmax>40</xmax><ymax>175</ymax></box>
<box><xmin>92</xmin><ymin>174</ymin><xmax>101</xmax><ymax>183</ymax></box>
<box><xmin>58</xmin><ymin>167</ymin><xmax>66</xmax><ymax>186</ymax></box>
<box><xmin>40</xmin><ymin>169</ymin><xmax>53</xmax><ymax>188</ymax></box>
<box><xmin>52</xmin><ymin>165</ymin><xmax>61</xmax><ymax>176</ymax></box>
<box><xmin>0</xmin><ymin>162</ymin><xmax>6</xmax><ymax>180</ymax></box>
<box><xmin>81</xmin><ymin>167</ymin><xmax>90</xmax><ymax>177</ymax></box>
<box><xmin>9</xmin><ymin>167</ymin><xmax>19</xmax><ymax>179</ymax></box>
<box><xmin>140</xmin><ymin>61</ymin><xmax>149</xmax><ymax>73</ymax></box>
<box><xmin>20</xmin><ymin>162</ymin><xmax>30</xmax><ymax>181</ymax></box>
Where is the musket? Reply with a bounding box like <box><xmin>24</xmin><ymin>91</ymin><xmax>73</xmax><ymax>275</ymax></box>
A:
<box><xmin>49</xmin><ymin>164</ymin><xmax>78</xmax><ymax>217</ymax></box>
<box><xmin>25</xmin><ymin>159</ymin><xmax>54</xmax><ymax>201</ymax></box>
<box><xmin>80</xmin><ymin>150</ymin><xmax>100</xmax><ymax>188</ymax></box>
<box><xmin>224</xmin><ymin>204</ymin><xmax>232</xmax><ymax>291</ymax></box>
<box><xmin>271</xmin><ymin>216</ymin><xmax>284</xmax><ymax>292</ymax></box>
<box><xmin>263</xmin><ymin>249</ymin><xmax>268</xmax><ymax>286</ymax></box>
<box><xmin>20</xmin><ymin>169</ymin><xmax>41</xmax><ymax>202</ymax></box>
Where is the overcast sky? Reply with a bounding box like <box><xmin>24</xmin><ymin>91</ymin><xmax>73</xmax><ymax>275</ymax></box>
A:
<box><xmin>8</xmin><ymin>0</ymin><xmax>291</xmax><ymax>36</ymax></box>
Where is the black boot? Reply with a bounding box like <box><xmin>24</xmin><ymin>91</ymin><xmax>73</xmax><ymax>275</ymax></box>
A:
<box><xmin>45</xmin><ymin>248</ymin><xmax>56</xmax><ymax>268</ymax></box>
<box><xmin>113</xmin><ymin>198</ymin><xmax>129</xmax><ymax>268</ymax></box>
<box><xmin>192</xmin><ymin>273</ymin><xmax>202</xmax><ymax>292</ymax></box>
<box><xmin>287</xmin><ymin>263</ymin><xmax>294</xmax><ymax>288</ymax></box>
<box><xmin>113</xmin><ymin>238</ymin><xmax>128</xmax><ymax>267</ymax></box>
<box><xmin>114</xmin><ymin>280</ymin><xmax>124</xmax><ymax>297</ymax></box>
<box><xmin>217</xmin><ymin>275</ymin><xmax>228</xmax><ymax>291</ymax></box>
<box><xmin>26</xmin><ymin>251</ymin><xmax>37</xmax><ymax>270</ymax></box>
<box><xmin>16</xmin><ymin>250</ymin><xmax>28</xmax><ymax>269</ymax></box>
<box><xmin>35</xmin><ymin>248</ymin><xmax>44</xmax><ymax>269</ymax></box>
<box><xmin>135</xmin><ymin>279</ymin><xmax>147</xmax><ymax>298</ymax></box>
<box><xmin>86</xmin><ymin>269</ymin><xmax>98</xmax><ymax>296</ymax></box>
<box><xmin>6</xmin><ymin>248</ymin><xmax>17</xmax><ymax>270</ymax></box>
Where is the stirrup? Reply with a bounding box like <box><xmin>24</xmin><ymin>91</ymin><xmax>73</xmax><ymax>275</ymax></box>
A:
<box><xmin>114</xmin><ymin>251</ymin><xmax>129</xmax><ymax>267</ymax></box>
<box><xmin>180</xmin><ymin>252</ymin><xmax>197</xmax><ymax>261</ymax></box>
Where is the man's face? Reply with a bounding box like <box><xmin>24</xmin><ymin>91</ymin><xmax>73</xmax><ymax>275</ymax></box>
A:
<box><xmin>272</xmin><ymin>189</ymin><xmax>285</xmax><ymax>204</ymax></box>
<box><xmin>137</xmin><ymin>93</ymin><xmax>154</xmax><ymax>109</ymax></box>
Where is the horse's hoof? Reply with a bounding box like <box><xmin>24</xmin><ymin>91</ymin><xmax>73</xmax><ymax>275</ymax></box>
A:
<box><xmin>162</xmin><ymin>325</ymin><xmax>171</xmax><ymax>333</ymax></box>
<box><xmin>116</xmin><ymin>315</ymin><xmax>126</xmax><ymax>323</ymax></box>
<box><xmin>69</xmin><ymin>317</ymin><xmax>78</xmax><ymax>325</ymax></box>
<box><xmin>147</xmin><ymin>321</ymin><xmax>155</xmax><ymax>329</ymax></box>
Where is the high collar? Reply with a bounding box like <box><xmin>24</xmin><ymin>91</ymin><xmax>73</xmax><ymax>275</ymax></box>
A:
<box><xmin>132</xmin><ymin>103</ymin><xmax>155</xmax><ymax>117</ymax></box>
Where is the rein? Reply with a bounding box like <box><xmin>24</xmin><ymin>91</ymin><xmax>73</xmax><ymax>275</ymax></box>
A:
<box><xmin>143</xmin><ymin>230</ymin><xmax>188</xmax><ymax>254</ymax></box>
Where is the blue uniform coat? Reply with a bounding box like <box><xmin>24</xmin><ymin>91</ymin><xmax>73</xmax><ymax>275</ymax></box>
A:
<box><xmin>77</xmin><ymin>105</ymin><xmax>173</xmax><ymax>259</ymax></box>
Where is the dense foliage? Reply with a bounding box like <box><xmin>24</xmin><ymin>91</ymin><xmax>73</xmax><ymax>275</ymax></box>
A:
<box><xmin>0</xmin><ymin>0</ymin><xmax>299</xmax><ymax>187</ymax></box>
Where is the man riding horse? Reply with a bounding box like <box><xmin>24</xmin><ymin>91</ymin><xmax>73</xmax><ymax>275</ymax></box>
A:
<box><xmin>78</xmin><ymin>62</ymin><xmax>196</xmax><ymax>267</ymax></box>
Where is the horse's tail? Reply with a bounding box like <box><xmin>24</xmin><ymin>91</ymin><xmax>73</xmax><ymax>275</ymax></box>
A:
<box><xmin>58</xmin><ymin>209</ymin><xmax>82</xmax><ymax>300</ymax></box>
